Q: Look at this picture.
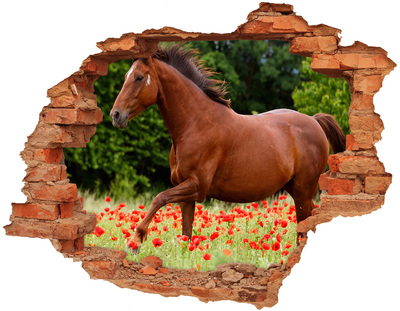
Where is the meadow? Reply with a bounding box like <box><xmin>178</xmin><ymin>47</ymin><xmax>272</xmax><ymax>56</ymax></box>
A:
<box><xmin>84</xmin><ymin>192</ymin><xmax>320</xmax><ymax>271</ymax></box>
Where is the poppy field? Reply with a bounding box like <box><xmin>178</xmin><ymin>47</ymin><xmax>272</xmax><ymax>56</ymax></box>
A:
<box><xmin>84</xmin><ymin>194</ymin><xmax>316</xmax><ymax>271</ymax></box>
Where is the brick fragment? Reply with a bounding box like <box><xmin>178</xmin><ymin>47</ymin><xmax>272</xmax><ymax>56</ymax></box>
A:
<box><xmin>290</xmin><ymin>36</ymin><xmax>337</xmax><ymax>56</ymax></box>
<box><xmin>12</xmin><ymin>203</ymin><xmax>60</xmax><ymax>220</ymax></box>
<box><xmin>82</xmin><ymin>261</ymin><xmax>118</xmax><ymax>279</ymax></box>
<box><xmin>364</xmin><ymin>175</ymin><xmax>392</xmax><ymax>194</ymax></box>
<box><xmin>139</xmin><ymin>265</ymin><xmax>158</xmax><ymax>275</ymax></box>
<box><xmin>28</xmin><ymin>183</ymin><xmax>77</xmax><ymax>202</ymax></box>
<box><xmin>24</xmin><ymin>164</ymin><xmax>67</xmax><ymax>182</ymax></box>
<box><xmin>353</xmin><ymin>74</ymin><xmax>383</xmax><ymax>94</ymax></box>
<box><xmin>328</xmin><ymin>154</ymin><xmax>386</xmax><ymax>175</ymax></box>
<box><xmin>327</xmin><ymin>177</ymin><xmax>362</xmax><ymax>195</ymax></box>
<box><xmin>191</xmin><ymin>286</ymin><xmax>210</xmax><ymax>298</ymax></box>
<box><xmin>41</xmin><ymin>107</ymin><xmax>103</xmax><ymax>125</ymax></box>
<box><xmin>49</xmin><ymin>95</ymin><xmax>76</xmax><ymax>108</ymax></box>
<box><xmin>60</xmin><ymin>202</ymin><xmax>74</xmax><ymax>218</ymax></box>
<box><xmin>349</xmin><ymin>113</ymin><xmax>384</xmax><ymax>133</ymax></box>
<box><xmin>33</xmin><ymin>149</ymin><xmax>63</xmax><ymax>164</ymax></box>
<box><xmin>140</xmin><ymin>256</ymin><xmax>163</xmax><ymax>269</ymax></box>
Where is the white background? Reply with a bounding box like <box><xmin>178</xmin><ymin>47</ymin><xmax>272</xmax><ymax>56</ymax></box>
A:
<box><xmin>1</xmin><ymin>1</ymin><xmax>399</xmax><ymax>310</ymax></box>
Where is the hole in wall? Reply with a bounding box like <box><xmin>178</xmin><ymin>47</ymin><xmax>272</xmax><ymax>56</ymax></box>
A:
<box><xmin>64</xmin><ymin>38</ymin><xmax>350</xmax><ymax>272</ymax></box>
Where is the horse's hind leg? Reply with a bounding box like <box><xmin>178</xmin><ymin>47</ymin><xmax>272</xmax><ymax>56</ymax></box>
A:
<box><xmin>180</xmin><ymin>201</ymin><xmax>195</xmax><ymax>239</ymax></box>
<box><xmin>284</xmin><ymin>176</ymin><xmax>319</xmax><ymax>226</ymax></box>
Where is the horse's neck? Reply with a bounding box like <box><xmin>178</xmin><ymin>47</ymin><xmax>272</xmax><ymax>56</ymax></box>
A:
<box><xmin>154</xmin><ymin>60</ymin><xmax>220</xmax><ymax>141</ymax></box>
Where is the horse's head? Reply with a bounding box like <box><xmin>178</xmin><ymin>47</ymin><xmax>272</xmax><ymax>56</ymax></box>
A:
<box><xmin>110</xmin><ymin>58</ymin><xmax>158</xmax><ymax>128</ymax></box>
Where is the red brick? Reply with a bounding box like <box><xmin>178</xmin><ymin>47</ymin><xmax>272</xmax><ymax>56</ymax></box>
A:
<box><xmin>12</xmin><ymin>203</ymin><xmax>60</xmax><ymax>220</ymax></box>
<box><xmin>238</xmin><ymin>15</ymin><xmax>311</xmax><ymax>34</ymax></box>
<box><xmin>353</xmin><ymin>74</ymin><xmax>383</xmax><ymax>94</ymax></box>
<box><xmin>29</xmin><ymin>124</ymin><xmax>70</xmax><ymax>148</ymax></box>
<box><xmin>24</xmin><ymin>164</ymin><xmax>67</xmax><ymax>182</ymax></box>
<box><xmin>327</xmin><ymin>177</ymin><xmax>361</xmax><ymax>195</ymax></box>
<box><xmin>191</xmin><ymin>286</ymin><xmax>210</xmax><ymax>298</ymax></box>
<box><xmin>311</xmin><ymin>54</ymin><xmax>342</xmax><ymax>78</ymax></box>
<box><xmin>73</xmin><ymin>196</ymin><xmax>84</xmax><ymax>211</ymax></box>
<box><xmin>159</xmin><ymin>267</ymin><xmax>169</xmax><ymax>274</ymax></box>
<box><xmin>33</xmin><ymin>149</ymin><xmax>63</xmax><ymax>164</ymax></box>
<box><xmin>320</xmin><ymin>196</ymin><xmax>384</xmax><ymax>216</ymax></box>
<box><xmin>60</xmin><ymin>239</ymin><xmax>75</xmax><ymax>252</ymax></box>
<box><xmin>346</xmin><ymin>133</ymin><xmax>375</xmax><ymax>150</ymax></box>
<box><xmin>81</xmin><ymin>59</ymin><xmax>109</xmax><ymax>75</ymax></box>
<box><xmin>139</xmin><ymin>265</ymin><xmax>158</xmax><ymax>275</ymax></box>
<box><xmin>82</xmin><ymin>261</ymin><xmax>118</xmax><ymax>279</ymax></box>
<box><xmin>364</xmin><ymin>175</ymin><xmax>392</xmax><ymax>194</ymax></box>
<box><xmin>74</xmin><ymin>236</ymin><xmax>85</xmax><ymax>250</ymax></box>
<box><xmin>29</xmin><ymin>183</ymin><xmax>78</xmax><ymax>202</ymax></box>
<box><xmin>318</xmin><ymin>172</ymin><xmax>330</xmax><ymax>191</ymax></box>
<box><xmin>49</xmin><ymin>95</ymin><xmax>76</xmax><ymax>108</ymax></box>
<box><xmin>140</xmin><ymin>256</ymin><xmax>163</xmax><ymax>269</ymax></box>
<box><xmin>349</xmin><ymin>113</ymin><xmax>384</xmax><ymax>133</ymax></box>
<box><xmin>42</xmin><ymin>108</ymin><xmax>102</xmax><ymax>125</ymax></box>
<box><xmin>328</xmin><ymin>154</ymin><xmax>386</xmax><ymax>175</ymax></box>
<box><xmin>290</xmin><ymin>36</ymin><xmax>337</xmax><ymax>56</ymax></box>
<box><xmin>60</xmin><ymin>202</ymin><xmax>74</xmax><ymax>218</ymax></box>
<box><xmin>47</xmin><ymin>78</ymin><xmax>73</xmax><ymax>98</ymax></box>
<box><xmin>97</xmin><ymin>37</ymin><xmax>137</xmax><ymax>52</ymax></box>
<box><xmin>350</xmin><ymin>93</ymin><xmax>374</xmax><ymax>112</ymax></box>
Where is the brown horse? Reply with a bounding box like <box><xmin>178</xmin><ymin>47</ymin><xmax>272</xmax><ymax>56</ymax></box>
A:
<box><xmin>110</xmin><ymin>44</ymin><xmax>346</xmax><ymax>253</ymax></box>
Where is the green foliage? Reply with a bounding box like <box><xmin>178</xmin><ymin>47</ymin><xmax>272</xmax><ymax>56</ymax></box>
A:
<box><xmin>190</xmin><ymin>40</ymin><xmax>304</xmax><ymax>114</ymax></box>
<box><xmin>64</xmin><ymin>60</ymin><xmax>172</xmax><ymax>199</ymax></box>
<box><xmin>292</xmin><ymin>58</ymin><xmax>351</xmax><ymax>134</ymax></box>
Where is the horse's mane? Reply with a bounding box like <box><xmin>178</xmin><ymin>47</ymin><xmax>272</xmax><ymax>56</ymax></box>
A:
<box><xmin>154</xmin><ymin>44</ymin><xmax>231</xmax><ymax>108</ymax></box>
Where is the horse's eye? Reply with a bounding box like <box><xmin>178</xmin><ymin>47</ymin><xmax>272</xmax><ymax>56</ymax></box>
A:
<box><xmin>135</xmin><ymin>75</ymin><xmax>144</xmax><ymax>82</ymax></box>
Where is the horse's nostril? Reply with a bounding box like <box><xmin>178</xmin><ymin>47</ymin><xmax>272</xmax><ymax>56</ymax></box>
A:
<box><xmin>113</xmin><ymin>110</ymin><xmax>120</xmax><ymax>122</ymax></box>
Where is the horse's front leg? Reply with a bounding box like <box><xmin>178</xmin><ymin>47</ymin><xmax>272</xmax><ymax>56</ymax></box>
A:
<box><xmin>180</xmin><ymin>201</ymin><xmax>195</xmax><ymax>239</ymax></box>
<box><xmin>127</xmin><ymin>178</ymin><xmax>199</xmax><ymax>254</ymax></box>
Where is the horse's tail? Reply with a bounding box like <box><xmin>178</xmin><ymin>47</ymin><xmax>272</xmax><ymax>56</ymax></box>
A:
<box><xmin>313</xmin><ymin>113</ymin><xmax>346</xmax><ymax>154</ymax></box>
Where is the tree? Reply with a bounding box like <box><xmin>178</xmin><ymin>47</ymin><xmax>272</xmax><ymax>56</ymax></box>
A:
<box><xmin>292</xmin><ymin>58</ymin><xmax>351</xmax><ymax>134</ymax></box>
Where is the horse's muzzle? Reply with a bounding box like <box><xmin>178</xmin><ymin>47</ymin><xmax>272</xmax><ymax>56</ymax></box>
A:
<box><xmin>110</xmin><ymin>109</ymin><xmax>128</xmax><ymax>128</ymax></box>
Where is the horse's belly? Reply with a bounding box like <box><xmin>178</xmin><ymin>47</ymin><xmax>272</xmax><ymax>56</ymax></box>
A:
<box><xmin>207</xmin><ymin>159</ymin><xmax>291</xmax><ymax>203</ymax></box>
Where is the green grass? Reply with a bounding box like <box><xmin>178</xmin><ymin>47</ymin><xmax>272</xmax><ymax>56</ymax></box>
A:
<box><xmin>84</xmin><ymin>191</ymin><xmax>320</xmax><ymax>271</ymax></box>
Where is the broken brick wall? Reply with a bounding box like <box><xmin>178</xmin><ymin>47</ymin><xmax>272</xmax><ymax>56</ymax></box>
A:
<box><xmin>4</xmin><ymin>2</ymin><xmax>396</xmax><ymax>309</ymax></box>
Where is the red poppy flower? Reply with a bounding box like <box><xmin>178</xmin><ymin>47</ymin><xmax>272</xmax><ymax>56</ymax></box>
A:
<box><xmin>243</xmin><ymin>238</ymin><xmax>249</xmax><ymax>244</ymax></box>
<box><xmin>104</xmin><ymin>207</ymin><xmax>110</xmax><ymax>212</ymax></box>
<box><xmin>210</xmin><ymin>232</ymin><xmax>219</xmax><ymax>241</ymax></box>
<box><xmin>281</xmin><ymin>220</ymin><xmax>288</xmax><ymax>228</ymax></box>
<box><xmin>94</xmin><ymin>226</ymin><xmax>105</xmax><ymax>237</ymax></box>
<box><xmin>192</xmin><ymin>236</ymin><xmax>201</xmax><ymax>245</ymax></box>
<box><xmin>249</xmin><ymin>241</ymin><xmax>258</xmax><ymax>249</ymax></box>
<box><xmin>277</xmin><ymin>233</ymin><xmax>282</xmax><ymax>243</ymax></box>
<box><xmin>138</xmin><ymin>205</ymin><xmax>145</xmax><ymax>209</ymax></box>
<box><xmin>105</xmin><ymin>197</ymin><xmax>111</xmax><ymax>202</ymax></box>
<box><xmin>188</xmin><ymin>243</ymin><xmax>195</xmax><ymax>251</ymax></box>
<box><xmin>128</xmin><ymin>240</ymin><xmax>137</xmax><ymax>250</ymax></box>
<box><xmin>152</xmin><ymin>238</ymin><xmax>163</xmax><ymax>248</ymax></box>
<box><xmin>111</xmin><ymin>237</ymin><xmax>118</xmax><ymax>241</ymax></box>
<box><xmin>203</xmin><ymin>253</ymin><xmax>212</xmax><ymax>260</ymax></box>
<box><xmin>163</xmin><ymin>225</ymin><xmax>168</xmax><ymax>232</ymax></box>
<box><xmin>119</xmin><ymin>203</ymin><xmax>126</xmax><ymax>208</ymax></box>
<box><xmin>226</xmin><ymin>239</ymin><xmax>233</xmax><ymax>245</ymax></box>
<box><xmin>222</xmin><ymin>249</ymin><xmax>232</xmax><ymax>257</ymax></box>
<box><xmin>262</xmin><ymin>243</ymin><xmax>270</xmax><ymax>250</ymax></box>
<box><xmin>273</xmin><ymin>200</ymin><xmax>279</xmax><ymax>206</ymax></box>
<box><xmin>272</xmin><ymin>242</ymin><xmax>280</xmax><ymax>251</ymax></box>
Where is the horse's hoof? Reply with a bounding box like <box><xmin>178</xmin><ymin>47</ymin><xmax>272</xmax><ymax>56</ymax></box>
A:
<box><xmin>127</xmin><ymin>244</ymin><xmax>141</xmax><ymax>255</ymax></box>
